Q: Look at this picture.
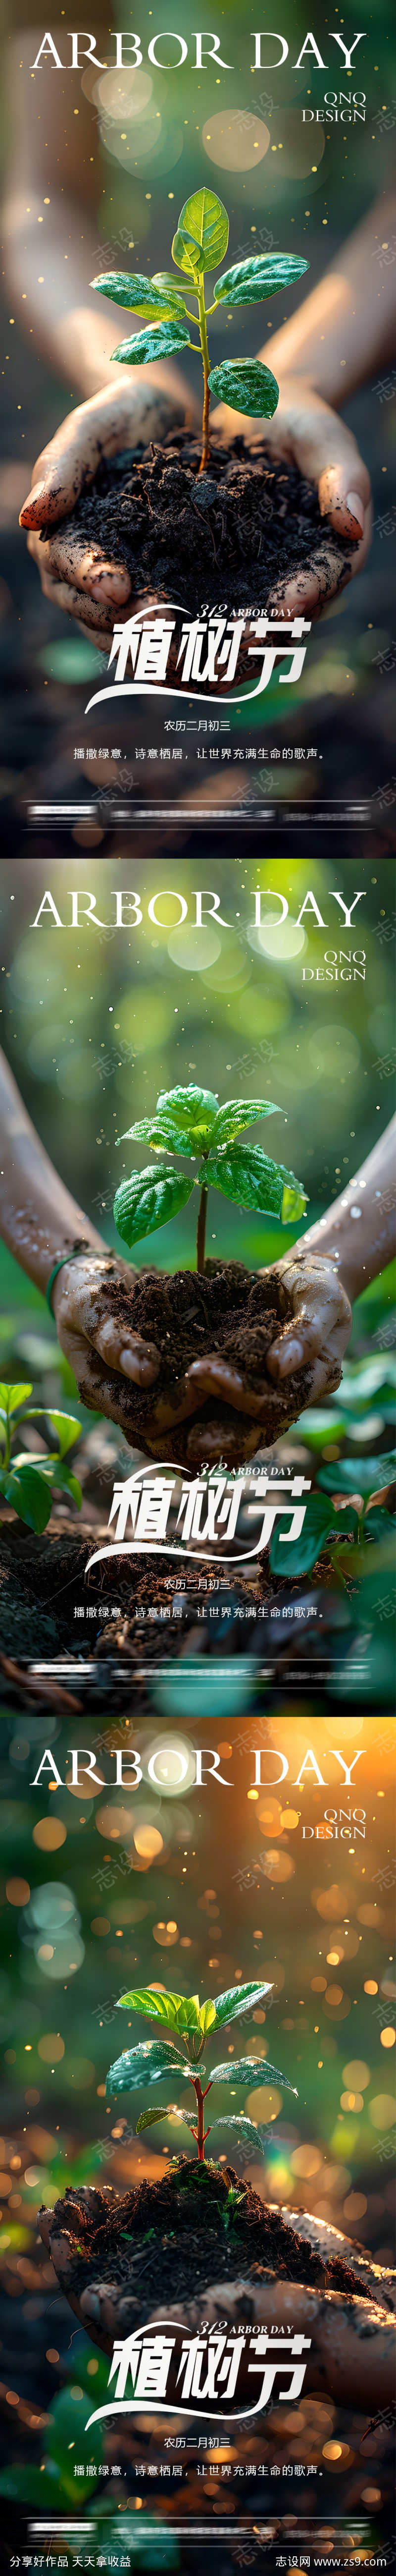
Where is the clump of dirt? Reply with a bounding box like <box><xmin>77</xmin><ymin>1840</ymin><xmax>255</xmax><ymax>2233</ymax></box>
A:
<box><xmin>47</xmin><ymin>2162</ymin><xmax>374</xmax><ymax>2345</ymax></box>
<box><xmin>66</xmin><ymin>430</ymin><xmax>356</xmax><ymax>620</ymax></box>
<box><xmin>77</xmin><ymin>1260</ymin><xmax>316</xmax><ymax>1468</ymax></box>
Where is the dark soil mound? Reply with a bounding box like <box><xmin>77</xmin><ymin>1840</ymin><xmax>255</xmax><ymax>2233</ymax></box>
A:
<box><xmin>77</xmin><ymin>1260</ymin><xmax>316</xmax><ymax>1467</ymax></box>
<box><xmin>68</xmin><ymin>430</ymin><xmax>356</xmax><ymax>619</ymax></box>
<box><xmin>55</xmin><ymin>2161</ymin><xmax>374</xmax><ymax>2332</ymax></box>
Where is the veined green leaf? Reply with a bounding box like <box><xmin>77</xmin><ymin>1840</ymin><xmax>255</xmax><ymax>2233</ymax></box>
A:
<box><xmin>152</xmin><ymin>270</ymin><xmax>194</xmax><ymax>302</ymax></box>
<box><xmin>210</xmin><ymin>1099</ymin><xmax>280</xmax><ymax>1148</ymax></box>
<box><xmin>213</xmin><ymin>253</ymin><xmax>309</xmax><ymax>307</ymax></box>
<box><xmin>114</xmin><ymin>1163</ymin><xmax>194</xmax><ymax>1249</ymax></box>
<box><xmin>0</xmin><ymin>1463</ymin><xmax>52</xmax><ymax>1533</ymax></box>
<box><xmin>112</xmin><ymin>319</ymin><xmax>192</xmax><ymax>365</ymax></box>
<box><xmin>319</xmin><ymin>1451</ymin><xmax>396</xmax><ymax>1496</ymax></box>
<box><xmin>0</xmin><ymin>1383</ymin><xmax>33</xmax><ymax>1417</ymax></box>
<box><xmin>175</xmin><ymin>187</ymin><xmax>229</xmax><ymax>273</ymax></box>
<box><xmin>91</xmin><ymin>270</ymin><xmax>185</xmax><ymax>320</ymax></box>
<box><xmin>208</xmin><ymin>359</ymin><xmax>279</xmax><ymax>419</ymax></box>
<box><xmin>209</xmin><ymin>2114</ymin><xmax>264</xmax><ymax>2148</ymax></box>
<box><xmin>136</xmin><ymin>2104</ymin><xmax>197</xmax><ymax>2134</ymax></box>
<box><xmin>270</xmin><ymin>1492</ymin><xmax>359</xmax><ymax>1578</ymax></box>
<box><xmin>106</xmin><ymin>2040</ymin><xmax>191</xmax><ymax>2096</ymax></box>
<box><xmin>281</xmin><ymin>1178</ymin><xmax>308</xmax><ymax>1224</ymax></box>
<box><xmin>44</xmin><ymin>1460</ymin><xmax>82</xmax><ymax>1508</ymax></box>
<box><xmin>118</xmin><ymin>1987</ymin><xmax>201</xmax><ymax>2034</ymax></box>
<box><xmin>121</xmin><ymin>1116</ymin><xmax>197</xmax><ymax>1157</ymax></box>
<box><xmin>156</xmin><ymin>1084</ymin><xmax>218</xmax><ymax>1129</ymax></box>
<box><xmin>23</xmin><ymin>1408</ymin><xmax>82</xmax><ymax>1456</ymax></box>
<box><xmin>171</xmin><ymin>225</ymin><xmax>204</xmax><ymax>277</ymax></box>
<box><xmin>204</xmin><ymin>1144</ymin><xmax>301</xmax><ymax>1220</ymax></box>
<box><xmin>199</xmin><ymin>1997</ymin><xmax>218</xmax><ymax>2038</ymax></box>
<box><xmin>211</xmin><ymin>1979</ymin><xmax>273</xmax><ymax>2028</ymax></box>
<box><xmin>210</xmin><ymin>2058</ymin><xmax>297</xmax><ymax>2092</ymax></box>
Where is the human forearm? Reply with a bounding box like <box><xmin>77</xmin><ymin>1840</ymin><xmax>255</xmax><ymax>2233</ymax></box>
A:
<box><xmin>263</xmin><ymin>194</ymin><xmax>396</xmax><ymax>409</ymax></box>
<box><xmin>289</xmin><ymin>1117</ymin><xmax>396</xmax><ymax>1304</ymax></box>
<box><xmin>0</xmin><ymin>1050</ymin><xmax>104</xmax><ymax>1295</ymax></box>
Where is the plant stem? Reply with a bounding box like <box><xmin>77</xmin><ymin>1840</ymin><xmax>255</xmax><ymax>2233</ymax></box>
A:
<box><xmin>193</xmin><ymin>2076</ymin><xmax>211</xmax><ymax>2161</ymax></box>
<box><xmin>197</xmin><ymin>1183</ymin><xmax>208</xmax><ymax>1272</ymax></box>
<box><xmin>198</xmin><ymin>278</ymin><xmax>210</xmax><ymax>471</ymax></box>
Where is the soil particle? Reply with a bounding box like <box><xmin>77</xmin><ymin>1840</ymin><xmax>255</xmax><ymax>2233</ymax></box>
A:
<box><xmin>83</xmin><ymin>1261</ymin><xmax>315</xmax><ymax>1467</ymax></box>
<box><xmin>55</xmin><ymin>2161</ymin><xmax>374</xmax><ymax>2328</ymax></box>
<box><xmin>64</xmin><ymin>430</ymin><xmax>356</xmax><ymax>620</ymax></box>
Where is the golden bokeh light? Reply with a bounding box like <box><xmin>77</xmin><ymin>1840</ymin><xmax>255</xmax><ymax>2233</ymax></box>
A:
<box><xmin>96</xmin><ymin>1802</ymin><xmax>135</xmax><ymax>1842</ymax></box>
<box><xmin>38</xmin><ymin>2034</ymin><xmax>64</xmax><ymax>2062</ymax></box>
<box><xmin>33</xmin><ymin>1818</ymin><xmax>67</xmax><ymax>1851</ymax></box>
<box><xmin>342</xmin><ymin>2059</ymin><xmax>370</xmax><ymax>2089</ymax></box>
<box><xmin>368</xmin><ymin>2094</ymin><xmax>396</xmax><ymax>2129</ymax></box>
<box><xmin>290</xmin><ymin>2144</ymin><xmax>322</xmax><ymax>2178</ymax></box>
<box><xmin>246</xmin><ymin>2084</ymin><xmax>283</xmax><ymax>2120</ymax></box>
<box><xmin>134</xmin><ymin>1825</ymin><xmax>164</xmax><ymax>1860</ymax></box>
<box><xmin>202</xmin><ymin>112</ymin><xmax>270</xmax><ymax>173</ymax></box>
<box><xmin>258</xmin><ymin>1797</ymin><xmax>284</xmax><ymax>1837</ymax></box>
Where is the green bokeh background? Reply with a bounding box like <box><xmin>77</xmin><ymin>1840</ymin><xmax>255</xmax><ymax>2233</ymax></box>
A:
<box><xmin>0</xmin><ymin>856</ymin><xmax>394</xmax><ymax>1296</ymax></box>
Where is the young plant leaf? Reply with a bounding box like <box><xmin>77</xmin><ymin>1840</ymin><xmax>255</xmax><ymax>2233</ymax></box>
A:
<box><xmin>136</xmin><ymin>2104</ymin><xmax>197</xmax><ymax>2134</ymax></box>
<box><xmin>106</xmin><ymin>2040</ymin><xmax>192</xmax><ymax>2096</ymax></box>
<box><xmin>0</xmin><ymin>1463</ymin><xmax>53</xmax><ymax>1533</ymax></box>
<box><xmin>210</xmin><ymin>2058</ymin><xmax>297</xmax><ymax>2092</ymax></box>
<box><xmin>121</xmin><ymin>1116</ymin><xmax>198</xmax><ymax>1157</ymax></box>
<box><xmin>24</xmin><ymin>1408</ymin><xmax>81</xmax><ymax>1456</ymax></box>
<box><xmin>152</xmin><ymin>270</ymin><xmax>193</xmax><ymax>302</ymax></box>
<box><xmin>91</xmin><ymin>270</ymin><xmax>184</xmax><ymax>319</ymax></box>
<box><xmin>210</xmin><ymin>1979</ymin><xmax>273</xmax><ymax>2028</ymax></box>
<box><xmin>44</xmin><ymin>1460</ymin><xmax>82</xmax><ymax>1509</ymax></box>
<box><xmin>281</xmin><ymin>1179</ymin><xmax>308</xmax><ymax>1223</ymax></box>
<box><xmin>318</xmin><ymin>1451</ymin><xmax>396</xmax><ymax>1495</ymax></box>
<box><xmin>176</xmin><ymin>187</ymin><xmax>229</xmax><ymax>272</ymax></box>
<box><xmin>114</xmin><ymin>1163</ymin><xmax>194</xmax><ymax>1248</ymax></box>
<box><xmin>0</xmin><ymin>1383</ymin><xmax>33</xmax><ymax>1416</ymax></box>
<box><xmin>209</xmin><ymin>2115</ymin><xmax>265</xmax><ymax>2148</ymax></box>
<box><xmin>172</xmin><ymin>225</ymin><xmax>204</xmax><ymax>277</ymax></box>
<box><xmin>204</xmin><ymin>1144</ymin><xmax>305</xmax><ymax>1220</ymax></box>
<box><xmin>198</xmin><ymin>1997</ymin><xmax>218</xmax><ymax>2037</ymax></box>
<box><xmin>213</xmin><ymin>253</ymin><xmax>309</xmax><ymax>306</ymax></box>
<box><xmin>156</xmin><ymin>1083</ymin><xmax>218</xmax><ymax>1129</ymax></box>
<box><xmin>210</xmin><ymin>1099</ymin><xmax>280</xmax><ymax>1148</ymax></box>
<box><xmin>269</xmin><ymin>1492</ymin><xmax>359</xmax><ymax>1578</ymax></box>
<box><xmin>118</xmin><ymin>1987</ymin><xmax>202</xmax><ymax>2033</ymax></box>
<box><xmin>112</xmin><ymin>319</ymin><xmax>192</xmax><ymax>365</ymax></box>
<box><xmin>208</xmin><ymin>358</ymin><xmax>279</xmax><ymax>419</ymax></box>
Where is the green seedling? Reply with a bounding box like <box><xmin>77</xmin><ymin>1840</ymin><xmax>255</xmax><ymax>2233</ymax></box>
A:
<box><xmin>92</xmin><ymin>183</ymin><xmax>308</xmax><ymax>470</ymax></box>
<box><xmin>0</xmin><ymin>1381</ymin><xmax>82</xmax><ymax>1532</ymax></box>
<box><xmin>113</xmin><ymin>1081</ymin><xmax>307</xmax><ymax>1271</ymax></box>
<box><xmin>106</xmin><ymin>1977</ymin><xmax>297</xmax><ymax>2165</ymax></box>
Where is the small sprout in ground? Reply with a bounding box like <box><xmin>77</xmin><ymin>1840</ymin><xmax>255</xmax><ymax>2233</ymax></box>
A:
<box><xmin>91</xmin><ymin>185</ymin><xmax>309</xmax><ymax>472</ymax></box>
<box><xmin>0</xmin><ymin>1382</ymin><xmax>82</xmax><ymax>1533</ymax></box>
<box><xmin>106</xmin><ymin>1978</ymin><xmax>297</xmax><ymax>2166</ymax></box>
<box><xmin>113</xmin><ymin>1082</ymin><xmax>307</xmax><ymax>1271</ymax></box>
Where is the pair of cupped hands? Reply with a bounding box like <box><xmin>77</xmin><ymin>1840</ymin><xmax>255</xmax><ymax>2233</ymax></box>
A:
<box><xmin>20</xmin><ymin>371</ymin><xmax>372</xmax><ymax>637</ymax></box>
<box><xmin>51</xmin><ymin>1245</ymin><xmax>352</xmax><ymax>1467</ymax></box>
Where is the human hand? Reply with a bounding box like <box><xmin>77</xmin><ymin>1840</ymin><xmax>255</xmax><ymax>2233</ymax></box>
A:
<box><xmin>19</xmin><ymin>379</ymin><xmax>186</xmax><ymax>650</ymax></box>
<box><xmin>184</xmin><ymin>1253</ymin><xmax>352</xmax><ymax>1466</ymax></box>
<box><xmin>212</xmin><ymin>376</ymin><xmax>372</xmax><ymax>617</ymax></box>
<box><xmin>38</xmin><ymin>2186</ymin><xmax>395</xmax><ymax>2409</ymax></box>
<box><xmin>52</xmin><ymin>1250</ymin><xmax>160</xmax><ymax>1427</ymax></box>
